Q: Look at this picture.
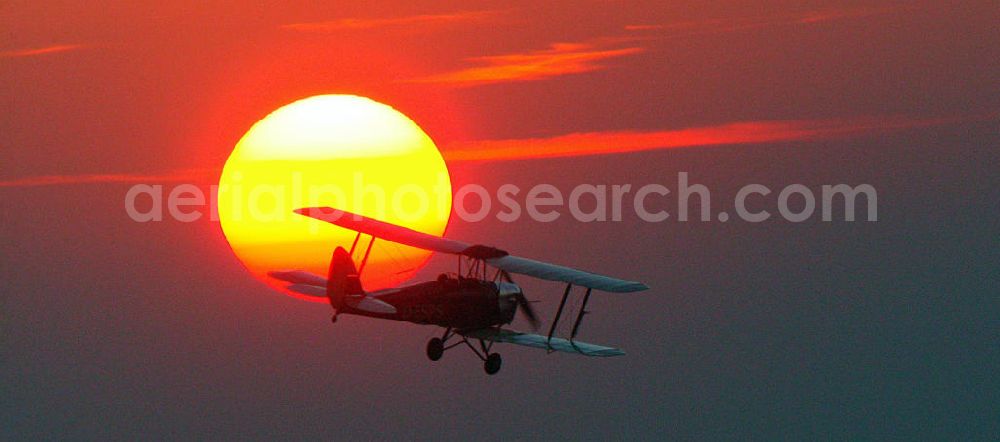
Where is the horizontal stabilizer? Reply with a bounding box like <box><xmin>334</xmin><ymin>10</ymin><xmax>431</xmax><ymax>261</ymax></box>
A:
<box><xmin>351</xmin><ymin>296</ymin><xmax>397</xmax><ymax>315</ymax></box>
<box><xmin>268</xmin><ymin>270</ymin><xmax>328</xmax><ymax>288</ymax></box>
<box><xmin>461</xmin><ymin>328</ymin><xmax>625</xmax><ymax>357</ymax></box>
<box><xmin>269</xmin><ymin>271</ymin><xmax>396</xmax><ymax>314</ymax></box>
<box><xmin>286</xmin><ymin>283</ymin><xmax>327</xmax><ymax>298</ymax></box>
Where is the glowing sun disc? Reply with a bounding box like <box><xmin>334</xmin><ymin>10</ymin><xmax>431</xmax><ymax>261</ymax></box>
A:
<box><xmin>217</xmin><ymin>95</ymin><xmax>452</xmax><ymax>301</ymax></box>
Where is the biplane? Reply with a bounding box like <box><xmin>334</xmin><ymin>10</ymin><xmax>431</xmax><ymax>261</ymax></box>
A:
<box><xmin>269</xmin><ymin>207</ymin><xmax>648</xmax><ymax>375</ymax></box>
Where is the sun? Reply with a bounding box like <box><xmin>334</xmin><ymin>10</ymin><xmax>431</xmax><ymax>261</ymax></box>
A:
<box><xmin>217</xmin><ymin>95</ymin><xmax>452</xmax><ymax>301</ymax></box>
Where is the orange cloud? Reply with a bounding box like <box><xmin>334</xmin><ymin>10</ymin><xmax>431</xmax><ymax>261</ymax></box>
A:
<box><xmin>409</xmin><ymin>40</ymin><xmax>644</xmax><ymax>86</ymax></box>
<box><xmin>281</xmin><ymin>11</ymin><xmax>496</xmax><ymax>32</ymax></box>
<box><xmin>625</xmin><ymin>5</ymin><xmax>908</xmax><ymax>35</ymax></box>
<box><xmin>0</xmin><ymin>44</ymin><xmax>87</xmax><ymax>58</ymax></box>
<box><xmin>442</xmin><ymin>116</ymin><xmax>963</xmax><ymax>162</ymax></box>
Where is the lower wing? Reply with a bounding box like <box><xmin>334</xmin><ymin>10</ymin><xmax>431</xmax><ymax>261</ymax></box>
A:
<box><xmin>461</xmin><ymin>328</ymin><xmax>625</xmax><ymax>357</ymax></box>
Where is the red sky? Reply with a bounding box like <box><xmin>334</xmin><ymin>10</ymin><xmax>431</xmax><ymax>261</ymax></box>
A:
<box><xmin>2</xmin><ymin>1</ymin><xmax>997</xmax><ymax>184</ymax></box>
<box><xmin>2</xmin><ymin>2</ymin><xmax>998</xmax><ymax>439</ymax></box>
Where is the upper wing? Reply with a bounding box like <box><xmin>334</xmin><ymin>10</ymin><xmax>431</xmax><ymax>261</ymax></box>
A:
<box><xmin>293</xmin><ymin>207</ymin><xmax>471</xmax><ymax>254</ymax></box>
<box><xmin>294</xmin><ymin>207</ymin><xmax>647</xmax><ymax>293</ymax></box>
<box><xmin>461</xmin><ymin>328</ymin><xmax>625</xmax><ymax>357</ymax></box>
<box><xmin>486</xmin><ymin>255</ymin><xmax>647</xmax><ymax>293</ymax></box>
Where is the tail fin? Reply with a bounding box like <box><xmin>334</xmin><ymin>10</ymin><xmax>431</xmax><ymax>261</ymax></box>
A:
<box><xmin>327</xmin><ymin>246</ymin><xmax>365</xmax><ymax>309</ymax></box>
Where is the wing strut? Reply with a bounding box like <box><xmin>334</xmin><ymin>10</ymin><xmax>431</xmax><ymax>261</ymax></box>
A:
<box><xmin>570</xmin><ymin>287</ymin><xmax>593</xmax><ymax>341</ymax></box>
<box><xmin>545</xmin><ymin>285</ymin><xmax>598</xmax><ymax>354</ymax></box>
<box><xmin>546</xmin><ymin>283</ymin><xmax>573</xmax><ymax>351</ymax></box>
<box><xmin>348</xmin><ymin>232</ymin><xmax>362</xmax><ymax>255</ymax></box>
<box><xmin>357</xmin><ymin>235</ymin><xmax>376</xmax><ymax>276</ymax></box>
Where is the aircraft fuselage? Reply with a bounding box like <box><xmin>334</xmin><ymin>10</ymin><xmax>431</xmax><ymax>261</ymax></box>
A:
<box><xmin>340</xmin><ymin>277</ymin><xmax>519</xmax><ymax>330</ymax></box>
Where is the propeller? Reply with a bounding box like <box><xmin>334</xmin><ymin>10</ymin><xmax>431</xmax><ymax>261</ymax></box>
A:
<box><xmin>501</xmin><ymin>270</ymin><xmax>540</xmax><ymax>330</ymax></box>
<box><xmin>514</xmin><ymin>292</ymin><xmax>540</xmax><ymax>330</ymax></box>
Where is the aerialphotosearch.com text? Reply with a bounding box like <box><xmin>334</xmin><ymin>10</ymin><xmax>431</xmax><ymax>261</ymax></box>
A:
<box><xmin>124</xmin><ymin>172</ymin><xmax>878</xmax><ymax>224</ymax></box>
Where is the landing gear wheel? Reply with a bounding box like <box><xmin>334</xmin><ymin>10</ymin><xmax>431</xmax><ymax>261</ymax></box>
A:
<box><xmin>426</xmin><ymin>338</ymin><xmax>444</xmax><ymax>361</ymax></box>
<box><xmin>330</xmin><ymin>315</ymin><xmax>338</xmax><ymax>324</ymax></box>
<box><xmin>484</xmin><ymin>353</ymin><xmax>502</xmax><ymax>375</ymax></box>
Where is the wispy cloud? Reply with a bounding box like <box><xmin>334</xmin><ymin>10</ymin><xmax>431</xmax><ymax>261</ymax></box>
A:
<box><xmin>281</xmin><ymin>11</ymin><xmax>496</xmax><ymax>32</ymax></box>
<box><xmin>623</xmin><ymin>24</ymin><xmax>666</xmax><ymax>31</ymax></box>
<box><xmin>442</xmin><ymin>116</ymin><xmax>965</xmax><ymax>162</ymax></box>
<box><xmin>0</xmin><ymin>169</ymin><xmax>214</xmax><ymax>188</ymax></box>
<box><xmin>0</xmin><ymin>44</ymin><xmax>87</xmax><ymax>58</ymax></box>
<box><xmin>794</xmin><ymin>5</ymin><xmax>907</xmax><ymax>24</ymax></box>
<box><xmin>624</xmin><ymin>5</ymin><xmax>908</xmax><ymax>36</ymax></box>
<box><xmin>408</xmin><ymin>39</ymin><xmax>644</xmax><ymax>86</ymax></box>
<box><xmin>1</xmin><ymin>114</ymin><xmax>982</xmax><ymax>187</ymax></box>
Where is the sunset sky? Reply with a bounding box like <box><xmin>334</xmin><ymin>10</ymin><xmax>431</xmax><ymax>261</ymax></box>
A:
<box><xmin>2</xmin><ymin>1</ymin><xmax>997</xmax><ymax>439</ymax></box>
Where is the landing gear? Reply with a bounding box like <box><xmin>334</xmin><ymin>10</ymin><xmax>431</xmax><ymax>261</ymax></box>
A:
<box><xmin>426</xmin><ymin>327</ymin><xmax>504</xmax><ymax>375</ymax></box>
<box><xmin>330</xmin><ymin>314</ymin><xmax>338</xmax><ymax>324</ymax></box>
<box><xmin>484</xmin><ymin>353</ymin><xmax>502</xmax><ymax>375</ymax></box>
<box><xmin>426</xmin><ymin>338</ymin><xmax>444</xmax><ymax>361</ymax></box>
